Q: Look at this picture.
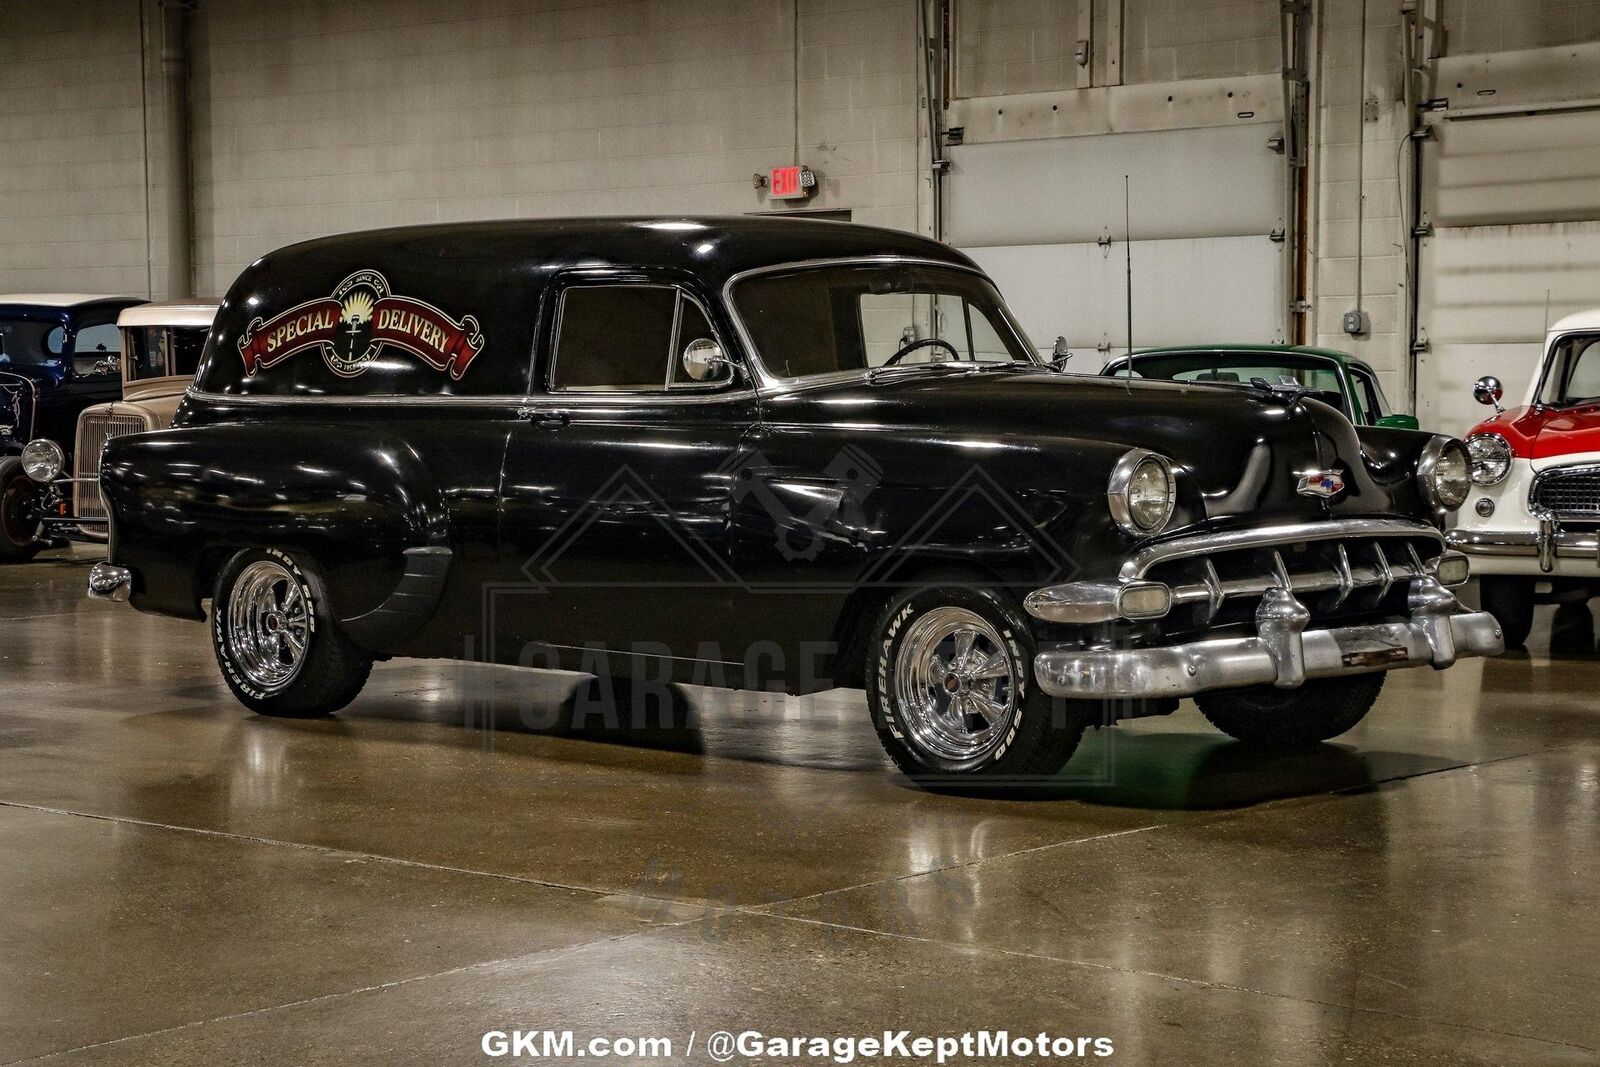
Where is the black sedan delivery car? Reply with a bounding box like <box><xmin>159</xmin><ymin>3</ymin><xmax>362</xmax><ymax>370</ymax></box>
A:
<box><xmin>91</xmin><ymin>218</ymin><xmax>1501</xmax><ymax>783</ymax></box>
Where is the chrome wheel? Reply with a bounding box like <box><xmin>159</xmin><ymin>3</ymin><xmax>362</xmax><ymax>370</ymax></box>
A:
<box><xmin>892</xmin><ymin>606</ymin><xmax>1017</xmax><ymax>766</ymax></box>
<box><xmin>226</xmin><ymin>560</ymin><xmax>310</xmax><ymax>694</ymax></box>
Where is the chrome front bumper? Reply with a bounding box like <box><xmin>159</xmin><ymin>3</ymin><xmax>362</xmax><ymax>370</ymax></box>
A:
<box><xmin>1032</xmin><ymin>575</ymin><xmax>1504</xmax><ymax>700</ymax></box>
<box><xmin>1447</xmin><ymin>515</ymin><xmax>1596</xmax><ymax>574</ymax></box>
<box><xmin>86</xmin><ymin>562</ymin><xmax>133</xmax><ymax>602</ymax></box>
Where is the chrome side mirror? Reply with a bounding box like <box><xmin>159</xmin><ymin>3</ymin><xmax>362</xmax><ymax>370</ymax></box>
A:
<box><xmin>1051</xmin><ymin>336</ymin><xmax>1071</xmax><ymax>361</ymax></box>
<box><xmin>1473</xmin><ymin>375</ymin><xmax>1504</xmax><ymax>412</ymax></box>
<box><xmin>681</xmin><ymin>337</ymin><xmax>735</xmax><ymax>383</ymax></box>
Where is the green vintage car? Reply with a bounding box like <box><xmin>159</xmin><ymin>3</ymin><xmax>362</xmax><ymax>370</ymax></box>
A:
<box><xmin>1100</xmin><ymin>345</ymin><xmax>1420</xmax><ymax>431</ymax></box>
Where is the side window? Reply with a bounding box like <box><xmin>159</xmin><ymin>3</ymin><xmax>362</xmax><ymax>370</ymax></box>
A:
<box><xmin>552</xmin><ymin>286</ymin><xmax>676</xmax><ymax>391</ymax></box>
<box><xmin>72</xmin><ymin>322</ymin><xmax>121</xmax><ymax>379</ymax></box>
<box><xmin>553</xmin><ymin>285</ymin><xmax>732</xmax><ymax>392</ymax></box>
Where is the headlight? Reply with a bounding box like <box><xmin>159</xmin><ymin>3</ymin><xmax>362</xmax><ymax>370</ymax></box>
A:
<box><xmin>1108</xmin><ymin>449</ymin><xmax>1176</xmax><ymax>536</ymax></box>
<box><xmin>1418</xmin><ymin>436</ymin><xmax>1471</xmax><ymax>511</ymax></box>
<box><xmin>1466</xmin><ymin>432</ymin><xmax>1511</xmax><ymax>486</ymax></box>
<box><xmin>19</xmin><ymin>439</ymin><xmax>64</xmax><ymax>484</ymax></box>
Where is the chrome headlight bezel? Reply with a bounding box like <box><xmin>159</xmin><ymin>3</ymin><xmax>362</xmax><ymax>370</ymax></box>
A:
<box><xmin>19</xmin><ymin>438</ymin><xmax>65</xmax><ymax>484</ymax></box>
<box><xmin>1465</xmin><ymin>432</ymin><xmax>1511</xmax><ymax>486</ymax></box>
<box><xmin>1108</xmin><ymin>449</ymin><xmax>1177</xmax><ymax>537</ymax></box>
<box><xmin>1417</xmin><ymin>436</ymin><xmax>1471</xmax><ymax>512</ymax></box>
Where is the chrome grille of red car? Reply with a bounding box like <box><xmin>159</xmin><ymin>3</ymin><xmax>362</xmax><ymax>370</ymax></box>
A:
<box><xmin>1530</xmin><ymin>465</ymin><xmax>1600</xmax><ymax>522</ymax></box>
<box><xmin>74</xmin><ymin>413</ymin><xmax>150</xmax><ymax>532</ymax></box>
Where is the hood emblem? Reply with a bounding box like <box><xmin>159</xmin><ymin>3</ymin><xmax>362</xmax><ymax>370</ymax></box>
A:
<box><xmin>1297</xmin><ymin>469</ymin><xmax>1346</xmax><ymax>499</ymax></box>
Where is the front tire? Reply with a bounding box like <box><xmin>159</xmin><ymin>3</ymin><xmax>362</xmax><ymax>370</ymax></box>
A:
<box><xmin>865</xmin><ymin>584</ymin><xmax>1091</xmax><ymax>784</ymax></box>
<box><xmin>211</xmin><ymin>548</ymin><xmax>372</xmax><ymax>717</ymax></box>
<box><xmin>0</xmin><ymin>457</ymin><xmax>44</xmax><ymax>562</ymax></box>
<box><xmin>1195</xmin><ymin>673</ymin><xmax>1385</xmax><ymax>746</ymax></box>
<box><xmin>1478</xmin><ymin>575</ymin><xmax>1534</xmax><ymax>648</ymax></box>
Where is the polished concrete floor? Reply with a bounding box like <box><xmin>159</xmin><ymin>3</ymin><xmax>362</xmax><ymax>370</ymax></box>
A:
<box><xmin>1</xmin><ymin>547</ymin><xmax>1598</xmax><ymax>1065</ymax></box>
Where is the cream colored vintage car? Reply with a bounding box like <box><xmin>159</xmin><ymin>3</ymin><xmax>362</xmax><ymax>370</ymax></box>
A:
<box><xmin>70</xmin><ymin>302</ymin><xmax>217</xmax><ymax>538</ymax></box>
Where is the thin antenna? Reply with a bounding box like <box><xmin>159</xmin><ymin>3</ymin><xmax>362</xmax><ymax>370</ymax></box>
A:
<box><xmin>1123</xmin><ymin>174</ymin><xmax>1134</xmax><ymax>381</ymax></box>
<box><xmin>1543</xmin><ymin>288</ymin><xmax>1552</xmax><ymax>336</ymax></box>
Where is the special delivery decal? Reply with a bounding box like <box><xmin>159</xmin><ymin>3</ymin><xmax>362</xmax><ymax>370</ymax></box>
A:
<box><xmin>237</xmin><ymin>270</ymin><xmax>485</xmax><ymax>380</ymax></box>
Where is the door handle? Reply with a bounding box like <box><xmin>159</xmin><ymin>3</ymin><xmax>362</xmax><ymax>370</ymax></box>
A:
<box><xmin>517</xmin><ymin>407</ymin><xmax>569</xmax><ymax>428</ymax></box>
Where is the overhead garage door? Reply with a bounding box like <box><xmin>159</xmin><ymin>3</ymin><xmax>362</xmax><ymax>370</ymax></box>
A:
<box><xmin>945</xmin><ymin>120</ymin><xmax>1288</xmax><ymax>362</ymax></box>
<box><xmin>1415</xmin><ymin>56</ymin><xmax>1600</xmax><ymax>436</ymax></box>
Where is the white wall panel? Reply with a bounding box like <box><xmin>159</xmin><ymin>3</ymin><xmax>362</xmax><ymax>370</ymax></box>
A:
<box><xmin>970</xmin><ymin>234</ymin><xmax>1283</xmax><ymax>359</ymax></box>
<box><xmin>944</xmin><ymin>122</ymin><xmax>1284</xmax><ymax>248</ymax></box>
<box><xmin>1422</xmin><ymin>110</ymin><xmax>1600</xmax><ymax>227</ymax></box>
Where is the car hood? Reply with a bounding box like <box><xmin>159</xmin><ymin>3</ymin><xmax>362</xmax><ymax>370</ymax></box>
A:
<box><xmin>765</xmin><ymin>369</ymin><xmax>1429</xmax><ymax>527</ymax></box>
<box><xmin>1472</xmin><ymin>403</ymin><xmax>1600</xmax><ymax>459</ymax></box>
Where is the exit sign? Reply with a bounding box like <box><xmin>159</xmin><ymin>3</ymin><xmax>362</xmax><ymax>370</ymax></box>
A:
<box><xmin>769</xmin><ymin>164</ymin><xmax>816</xmax><ymax>200</ymax></box>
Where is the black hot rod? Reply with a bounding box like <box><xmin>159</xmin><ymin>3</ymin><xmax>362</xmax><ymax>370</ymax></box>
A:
<box><xmin>90</xmin><ymin>218</ymin><xmax>1501</xmax><ymax>782</ymax></box>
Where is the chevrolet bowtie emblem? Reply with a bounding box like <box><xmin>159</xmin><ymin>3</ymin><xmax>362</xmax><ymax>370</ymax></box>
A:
<box><xmin>1297</xmin><ymin>469</ymin><xmax>1346</xmax><ymax>498</ymax></box>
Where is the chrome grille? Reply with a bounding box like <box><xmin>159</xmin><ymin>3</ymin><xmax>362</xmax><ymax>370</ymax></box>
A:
<box><xmin>1142</xmin><ymin>530</ymin><xmax>1446</xmax><ymax>629</ymax></box>
<box><xmin>1531</xmin><ymin>465</ymin><xmax>1600</xmax><ymax>521</ymax></box>
<box><xmin>74</xmin><ymin>413</ymin><xmax>149</xmax><ymax>529</ymax></box>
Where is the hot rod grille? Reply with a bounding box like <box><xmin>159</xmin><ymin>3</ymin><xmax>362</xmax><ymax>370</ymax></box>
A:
<box><xmin>74</xmin><ymin>413</ymin><xmax>150</xmax><ymax>531</ymax></box>
<box><xmin>1530</xmin><ymin>465</ymin><xmax>1600</xmax><ymax>521</ymax></box>
<box><xmin>1142</xmin><ymin>530</ymin><xmax>1447</xmax><ymax>633</ymax></box>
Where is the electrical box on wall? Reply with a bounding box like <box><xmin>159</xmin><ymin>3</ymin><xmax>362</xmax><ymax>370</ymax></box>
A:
<box><xmin>1343</xmin><ymin>309</ymin><xmax>1369</xmax><ymax>337</ymax></box>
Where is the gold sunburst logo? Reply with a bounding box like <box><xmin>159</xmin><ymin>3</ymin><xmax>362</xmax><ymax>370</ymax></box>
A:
<box><xmin>341</xmin><ymin>291</ymin><xmax>374</xmax><ymax>325</ymax></box>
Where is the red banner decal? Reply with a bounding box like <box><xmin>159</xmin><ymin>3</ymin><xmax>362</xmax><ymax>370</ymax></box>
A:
<box><xmin>368</xmin><ymin>296</ymin><xmax>485</xmax><ymax>380</ymax></box>
<box><xmin>237</xmin><ymin>298</ymin><xmax>343</xmax><ymax>376</ymax></box>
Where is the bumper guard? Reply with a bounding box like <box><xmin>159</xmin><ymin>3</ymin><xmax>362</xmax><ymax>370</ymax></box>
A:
<box><xmin>1033</xmin><ymin>575</ymin><xmax>1503</xmax><ymax>700</ymax></box>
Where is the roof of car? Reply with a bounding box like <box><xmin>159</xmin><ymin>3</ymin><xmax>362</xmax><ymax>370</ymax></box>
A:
<box><xmin>1109</xmin><ymin>344</ymin><xmax>1378</xmax><ymax>374</ymax></box>
<box><xmin>117</xmin><ymin>302</ymin><xmax>218</xmax><ymax>328</ymax></box>
<box><xmin>0</xmin><ymin>294</ymin><xmax>145</xmax><ymax>309</ymax></box>
<box><xmin>252</xmin><ymin>216</ymin><xmax>974</xmax><ymax>287</ymax></box>
<box><xmin>1549</xmin><ymin>309</ymin><xmax>1600</xmax><ymax>334</ymax></box>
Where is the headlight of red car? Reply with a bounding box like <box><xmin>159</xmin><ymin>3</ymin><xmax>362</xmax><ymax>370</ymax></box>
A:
<box><xmin>1466</xmin><ymin>432</ymin><xmax>1511</xmax><ymax>486</ymax></box>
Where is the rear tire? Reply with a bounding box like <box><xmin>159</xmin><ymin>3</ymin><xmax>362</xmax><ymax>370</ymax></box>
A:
<box><xmin>0</xmin><ymin>457</ymin><xmax>43</xmax><ymax>562</ymax></box>
<box><xmin>1477</xmin><ymin>575</ymin><xmax>1534</xmax><ymax>648</ymax></box>
<box><xmin>211</xmin><ymin>547</ymin><xmax>372</xmax><ymax>717</ymax></box>
<box><xmin>1195</xmin><ymin>673</ymin><xmax>1385</xmax><ymax>747</ymax></box>
<box><xmin>865</xmin><ymin>584</ymin><xmax>1092</xmax><ymax>784</ymax></box>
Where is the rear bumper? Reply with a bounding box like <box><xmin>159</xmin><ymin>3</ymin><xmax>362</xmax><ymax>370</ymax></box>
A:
<box><xmin>1033</xmin><ymin>576</ymin><xmax>1503</xmax><ymax>700</ymax></box>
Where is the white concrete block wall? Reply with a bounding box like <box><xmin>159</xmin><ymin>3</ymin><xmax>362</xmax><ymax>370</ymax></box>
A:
<box><xmin>1311</xmin><ymin>0</ymin><xmax>1411</xmax><ymax>404</ymax></box>
<box><xmin>0</xmin><ymin>0</ymin><xmax>154</xmax><ymax>297</ymax></box>
<box><xmin>189</xmin><ymin>0</ymin><xmax>919</xmax><ymax>296</ymax></box>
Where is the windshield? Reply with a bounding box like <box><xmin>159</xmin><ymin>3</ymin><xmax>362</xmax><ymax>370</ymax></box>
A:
<box><xmin>0</xmin><ymin>317</ymin><xmax>67</xmax><ymax>369</ymax></box>
<box><xmin>731</xmin><ymin>263</ymin><xmax>1034</xmax><ymax>380</ymax></box>
<box><xmin>1537</xmin><ymin>333</ymin><xmax>1600</xmax><ymax>407</ymax></box>
<box><xmin>127</xmin><ymin>325</ymin><xmax>207</xmax><ymax>383</ymax></box>
<box><xmin>1110</xmin><ymin>352</ymin><xmax>1350</xmax><ymax>417</ymax></box>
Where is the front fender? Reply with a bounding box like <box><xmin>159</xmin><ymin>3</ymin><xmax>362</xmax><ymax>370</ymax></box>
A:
<box><xmin>100</xmin><ymin>422</ymin><xmax>451</xmax><ymax>628</ymax></box>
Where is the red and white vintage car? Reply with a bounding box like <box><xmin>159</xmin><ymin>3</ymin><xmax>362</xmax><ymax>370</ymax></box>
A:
<box><xmin>1449</xmin><ymin>309</ymin><xmax>1600</xmax><ymax>645</ymax></box>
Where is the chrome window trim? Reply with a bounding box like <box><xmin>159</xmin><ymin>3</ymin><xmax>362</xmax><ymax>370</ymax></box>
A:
<box><xmin>1530</xmin><ymin>329</ymin><xmax>1600</xmax><ymax>408</ymax></box>
<box><xmin>1118</xmin><ymin>517</ymin><xmax>1445</xmax><ymax>582</ymax></box>
<box><xmin>183</xmin><ymin>385</ymin><xmax>756</xmax><ymax>410</ymax></box>
<box><xmin>720</xmin><ymin>255</ymin><xmax>1040</xmax><ymax>394</ymax></box>
<box><xmin>546</xmin><ymin>281</ymin><xmax>746</xmax><ymax>398</ymax></box>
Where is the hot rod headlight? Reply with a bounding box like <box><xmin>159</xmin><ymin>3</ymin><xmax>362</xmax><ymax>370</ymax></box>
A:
<box><xmin>1418</xmin><ymin>436</ymin><xmax>1471</xmax><ymax>511</ymax></box>
<box><xmin>20</xmin><ymin>439</ymin><xmax>64</xmax><ymax>484</ymax></box>
<box><xmin>1466</xmin><ymin>432</ymin><xmax>1511</xmax><ymax>486</ymax></box>
<box><xmin>1109</xmin><ymin>449</ymin><xmax>1176</xmax><ymax>536</ymax></box>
